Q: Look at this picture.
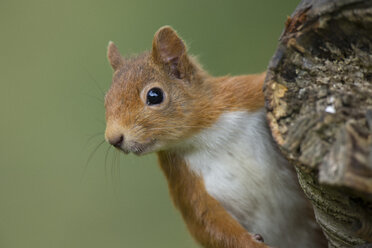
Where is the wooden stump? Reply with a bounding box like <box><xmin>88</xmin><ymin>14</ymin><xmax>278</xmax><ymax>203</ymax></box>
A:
<box><xmin>263</xmin><ymin>0</ymin><xmax>372</xmax><ymax>247</ymax></box>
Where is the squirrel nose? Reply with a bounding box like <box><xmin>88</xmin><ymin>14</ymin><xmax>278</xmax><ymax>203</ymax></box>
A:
<box><xmin>109</xmin><ymin>135</ymin><xmax>124</xmax><ymax>148</ymax></box>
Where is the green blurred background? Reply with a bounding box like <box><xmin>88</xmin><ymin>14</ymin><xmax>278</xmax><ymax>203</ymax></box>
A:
<box><xmin>0</xmin><ymin>1</ymin><xmax>298</xmax><ymax>247</ymax></box>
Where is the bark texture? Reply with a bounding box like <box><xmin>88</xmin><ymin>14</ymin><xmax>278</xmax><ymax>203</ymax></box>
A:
<box><xmin>263</xmin><ymin>0</ymin><xmax>372</xmax><ymax>247</ymax></box>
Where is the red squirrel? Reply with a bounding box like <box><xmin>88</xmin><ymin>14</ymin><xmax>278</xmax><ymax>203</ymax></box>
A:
<box><xmin>104</xmin><ymin>26</ymin><xmax>326</xmax><ymax>248</ymax></box>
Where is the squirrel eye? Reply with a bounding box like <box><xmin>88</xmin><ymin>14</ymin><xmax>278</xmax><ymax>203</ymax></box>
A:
<box><xmin>146</xmin><ymin>87</ymin><xmax>164</xmax><ymax>105</ymax></box>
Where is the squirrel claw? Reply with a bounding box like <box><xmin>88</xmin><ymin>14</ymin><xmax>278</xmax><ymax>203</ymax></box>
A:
<box><xmin>253</xmin><ymin>233</ymin><xmax>264</xmax><ymax>242</ymax></box>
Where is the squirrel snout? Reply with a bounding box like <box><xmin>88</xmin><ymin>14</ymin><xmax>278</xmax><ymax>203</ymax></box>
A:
<box><xmin>105</xmin><ymin>122</ymin><xmax>126</xmax><ymax>149</ymax></box>
<box><xmin>108</xmin><ymin>134</ymin><xmax>124</xmax><ymax>148</ymax></box>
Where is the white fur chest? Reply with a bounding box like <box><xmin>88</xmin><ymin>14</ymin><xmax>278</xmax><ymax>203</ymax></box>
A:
<box><xmin>181</xmin><ymin>109</ymin><xmax>317</xmax><ymax>247</ymax></box>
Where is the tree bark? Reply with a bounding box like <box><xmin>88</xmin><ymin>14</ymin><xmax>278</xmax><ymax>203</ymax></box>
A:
<box><xmin>263</xmin><ymin>0</ymin><xmax>372</xmax><ymax>247</ymax></box>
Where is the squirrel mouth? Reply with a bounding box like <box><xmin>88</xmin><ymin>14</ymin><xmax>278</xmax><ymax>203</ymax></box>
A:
<box><xmin>121</xmin><ymin>140</ymin><xmax>156</xmax><ymax>155</ymax></box>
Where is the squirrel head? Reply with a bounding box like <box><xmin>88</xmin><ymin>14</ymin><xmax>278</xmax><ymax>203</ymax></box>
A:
<box><xmin>104</xmin><ymin>26</ymin><xmax>211</xmax><ymax>155</ymax></box>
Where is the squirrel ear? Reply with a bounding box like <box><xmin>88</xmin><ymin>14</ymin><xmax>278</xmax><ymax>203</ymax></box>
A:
<box><xmin>107</xmin><ymin>41</ymin><xmax>123</xmax><ymax>70</ymax></box>
<box><xmin>152</xmin><ymin>26</ymin><xmax>187</xmax><ymax>79</ymax></box>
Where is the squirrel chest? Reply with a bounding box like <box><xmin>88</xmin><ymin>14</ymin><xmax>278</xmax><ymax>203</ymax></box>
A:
<box><xmin>179</xmin><ymin>109</ymin><xmax>316</xmax><ymax>247</ymax></box>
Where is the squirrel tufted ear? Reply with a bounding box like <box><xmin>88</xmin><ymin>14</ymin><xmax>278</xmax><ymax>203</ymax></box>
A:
<box><xmin>107</xmin><ymin>41</ymin><xmax>124</xmax><ymax>71</ymax></box>
<box><xmin>152</xmin><ymin>26</ymin><xmax>188</xmax><ymax>79</ymax></box>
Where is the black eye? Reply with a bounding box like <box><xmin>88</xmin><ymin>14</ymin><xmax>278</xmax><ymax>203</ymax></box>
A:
<box><xmin>146</xmin><ymin>87</ymin><xmax>164</xmax><ymax>105</ymax></box>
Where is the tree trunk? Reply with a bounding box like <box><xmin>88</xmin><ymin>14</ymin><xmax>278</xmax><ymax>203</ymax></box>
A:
<box><xmin>263</xmin><ymin>0</ymin><xmax>372</xmax><ymax>247</ymax></box>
